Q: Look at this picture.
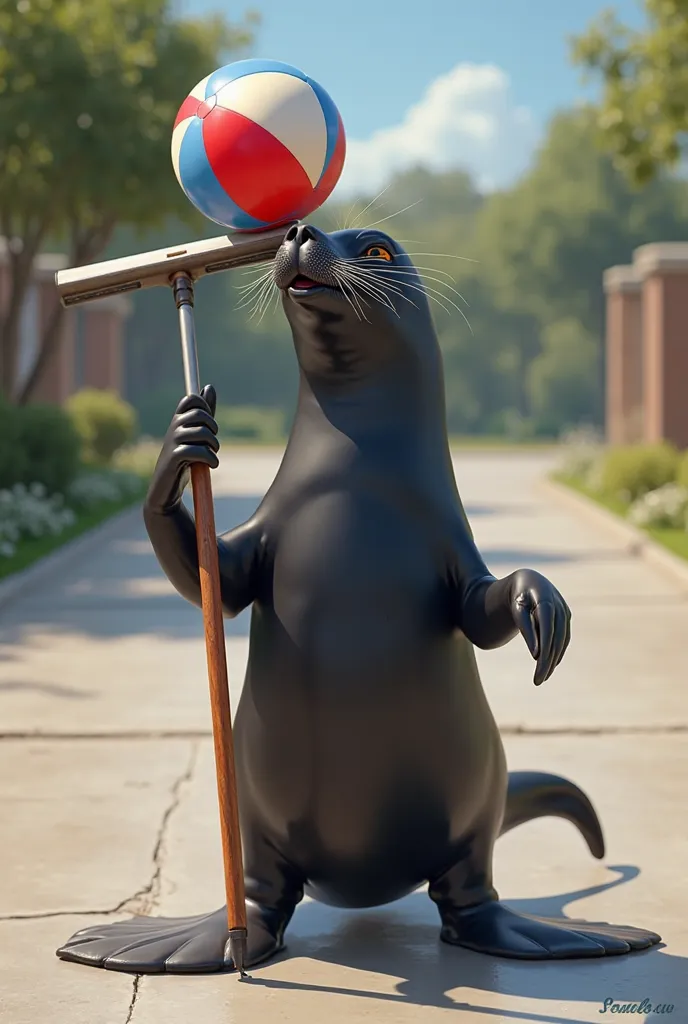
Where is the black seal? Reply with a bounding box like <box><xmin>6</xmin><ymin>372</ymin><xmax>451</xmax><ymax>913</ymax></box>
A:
<box><xmin>56</xmin><ymin>224</ymin><xmax>660</xmax><ymax>973</ymax></box>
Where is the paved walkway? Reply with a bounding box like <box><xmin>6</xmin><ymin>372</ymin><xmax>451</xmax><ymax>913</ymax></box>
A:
<box><xmin>1</xmin><ymin>450</ymin><xmax>686</xmax><ymax>1024</ymax></box>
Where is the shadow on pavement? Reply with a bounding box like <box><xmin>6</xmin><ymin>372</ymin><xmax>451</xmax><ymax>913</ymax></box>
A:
<box><xmin>0</xmin><ymin>495</ymin><xmax>666</xmax><ymax>645</ymax></box>
<box><xmin>241</xmin><ymin>865</ymin><xmax>684</xmax><ymax>1023</ymax></box>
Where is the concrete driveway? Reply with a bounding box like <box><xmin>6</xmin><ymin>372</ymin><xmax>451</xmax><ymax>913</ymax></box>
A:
<box><xmin>1</xmin><ymin>449</ymin><xmax>686</xmax><ymax>1024</ymax></box>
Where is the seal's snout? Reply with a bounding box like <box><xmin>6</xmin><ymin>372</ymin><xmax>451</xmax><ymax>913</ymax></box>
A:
<box><xmin>274</xmin><ymin>222</ymin><xmax>341</xmax><ymax>296</ymax></box>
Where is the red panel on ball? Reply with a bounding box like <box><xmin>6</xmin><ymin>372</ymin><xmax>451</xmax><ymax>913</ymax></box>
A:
<box><xmin>312</xmin><ymin>112</ymin><xmax>347</xmax><ymax>208</ymax></box>
<box><xmin>203</xmin><ymin>106</ymin><xmax>314</xmax><ymax>224</ymax></box>
<box><xmin>174</xmin><ymin>95</ymin><xmax>201</xmax><ymax>130</ymax></box>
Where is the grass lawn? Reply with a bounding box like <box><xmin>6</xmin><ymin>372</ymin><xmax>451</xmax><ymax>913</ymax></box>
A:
<box><xmin>553</xmin><ymin>472</ymin><xmax>688</xmax><ymax>563</ymax></box>
<box><xmin>0</xmin><ymin>484</ymin><xmax>147</xmax><ymax>582</ymax></box>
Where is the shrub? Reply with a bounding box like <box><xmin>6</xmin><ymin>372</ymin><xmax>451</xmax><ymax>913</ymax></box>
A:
<box><xmin>214</xmin><ymin>404</ymin><xmax>285</xmax><ymax>444</ymax></box>
<box><xmin>113</xmin><ymin>438</ymin><xmax>161</xmax><ymax>477</ymax></box>
<box><xmin>677</xmin><ymin>450</ymin><xmax>688</xmax><ymax>491</ymax></box>
<box><xmin>0</xmin><ymin>400</ymin><xmax>81</xmax><ymax>493</ymax></box>
<box><xmin>598</xmin><ymin>442</ymin><xmax>680</xmax><ymax>503</ymax></box>
<box><xmin>65</xmin><ymin>388</ymin><xmax>138</xmax><ymax>465</ymax></box>
<box><xmin>66</xmin><ymin>469</ymin><xmax>144</xmax><ymax>511</ymax></box>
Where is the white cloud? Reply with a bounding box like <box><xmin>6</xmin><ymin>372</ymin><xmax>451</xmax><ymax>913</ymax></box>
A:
<box><xmin>336</xmin><ymin>63</ymin><xmax>541</xmax><ymax>197</ymax></box>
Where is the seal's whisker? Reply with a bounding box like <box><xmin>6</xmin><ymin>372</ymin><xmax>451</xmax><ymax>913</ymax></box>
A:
<box><xmin>335</xmin><ymin>267</ymin><xmax>399</xmax><ymax>317</ymax></box>
<box><xmin>353</xmin><ymin>266</ymin><xmax>470</xmax><ymax>327</ymax></box>
<box><xmin>258</xmin><ymin>279</ymin><xmax>278</xmax><ymax>316</ymax></box>
<box><xmin>402</xmin><ymin>251</ymin><xmax>479</xmax><ymax>264</ymax></box>
<box><xmin>239</xmin><ymin>260</ymin><xmax>272</xmax><ymax>276</ymax></box>
<box><xmin>344</xmin><ymin>258</ymin><xmax>459</xmax><ymax>283</ymax></box>
<box><xmin>348</xmin><ymin>184</ymin><xmax>393</xmax><ymax>230</ymax></box>
<box><xmin>356</xmin><ymin>200</ymin><xmax>423</xmax><ymax>236</ymax></box>
<box><xmin>244</xmin><ymin>277</ymin><xmax>276</xmax><ymax>320</ymax></box>
<box><xmin>334</xmin><ymin>263</ymin><xmax>406</xmax><ymax>316</ymax></box>
<box><xmin>333</xmin><ymin>272</ymin><xmax>369</xmax><ymax>322</ymax></box>
<box><xmin>361</xmin><ymin>265</ymin><xmax>470</xmax><ymax>307</ymax></box>
<box><xmin>235</xmin><ymin>270</ymin><xmax>275</xmax><ymax>295</ymax></box>
<box><xmin>339</xmin><ymin>270</ymin><xmax>416</xmax><ymax>315</ymax></box>
<box><xmin>236</xmin><ymin>276</ymin><xmax>273</xmax><ymax>312</ymax></box>
<box><xmin>336</xmin><ymin>263</ymin><xmax>419</xmax><ymax>312</ymax></box>
<box><xmin>390</xmin><ymin>277</ymin><xmax>473</xmax><ymax>332</ymax></box>
<box><xmin>335</xmin><ymin>263</ymin><xmax>399</xmax><ymax>309</ymax></box>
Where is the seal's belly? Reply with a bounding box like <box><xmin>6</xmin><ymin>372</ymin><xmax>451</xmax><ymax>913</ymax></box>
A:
<box><xmin>236</xmin><ymin>488</ymin><xmax>503</xmax><ymax>899</ymax></box>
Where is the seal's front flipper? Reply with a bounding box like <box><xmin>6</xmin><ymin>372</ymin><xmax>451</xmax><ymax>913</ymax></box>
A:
<box><xmin>56</xmin><ymin>902</ymin><xmax>284</xmax><ymax>975</ymax></box>
<box><xmin>438</xmin><ymin>901</ymin><xmax>661</xmax><ymax>959</ymax></box>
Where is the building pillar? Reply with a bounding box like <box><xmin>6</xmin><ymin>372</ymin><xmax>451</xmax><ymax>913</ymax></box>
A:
<box><xmin>603</xmin><ymin>264</ymin><xmax>643</xmax><ymax>444</ymax></box>
<box><xmin>634</xmin><ymin>243</ymin><xmax>688</xmax><ymax>449</ymax></box>
<box><xmin>81</xmin><ymin>295</ymin><xmax>132</xmax><ymax>394</ymax></box>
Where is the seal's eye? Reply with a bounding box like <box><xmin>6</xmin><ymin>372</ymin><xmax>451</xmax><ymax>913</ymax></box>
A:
<box><xmin>364</xmin><ymin>245</ymin><xmax>393</xmax><ymax>261</ymax></box>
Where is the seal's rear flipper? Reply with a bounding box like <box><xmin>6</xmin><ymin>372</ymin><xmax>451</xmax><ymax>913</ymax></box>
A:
<box><xmin>500</xmin><ymin>770</ymin><xmax>605</xmax><ymax>859</ymax></box>
<box><xmin>438</xmin><ymin>902</ymin><xmax>661</xmax><ymax>959</ymax></box>
<box><xmin>55</xmin><ymin>904</ymin><xmax>285</xmax><ymax>975</ymax></box>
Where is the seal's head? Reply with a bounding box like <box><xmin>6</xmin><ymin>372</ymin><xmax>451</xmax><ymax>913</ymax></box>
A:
<box><xmin>273</xmin><ymin>224</ymin><xmax>442</xmax><ymax>390</ymax></box>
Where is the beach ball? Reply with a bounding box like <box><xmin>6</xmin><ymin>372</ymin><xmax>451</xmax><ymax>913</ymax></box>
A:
<box><xmin>171</xmin><ymin>59</ymin><xmax>346</xmax><ymax>232</ymax></box>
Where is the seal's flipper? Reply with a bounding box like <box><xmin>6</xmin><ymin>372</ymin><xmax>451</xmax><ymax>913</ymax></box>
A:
<box><xmin>55</xmin><ymin>902</ymin><xmax>285</xmax><ymax>975</ymax></box>
<box><xmin>438</xmin><ymin>902</ymin><xmax>661</xmax><ymax>959</ymax></box>
<box><xmin>500</xmin><ymin>770</ymin><xmax>605</xmax><ymax>859</ymax></box>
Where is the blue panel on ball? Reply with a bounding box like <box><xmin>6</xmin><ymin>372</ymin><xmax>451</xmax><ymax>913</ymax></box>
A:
<box><xmin>177</xmin><ymin>116</ymin><xmax>268</xmax><ymax>231</ymax></box>
<box><xmin>305</xmin><ymin>77</ymin><xmax>341</xmax><ymax>187</ymax></box>
<box><xmin>205</xmin><ymin>59</ymin><xmax>308</xmax><ymax>99</ymax></box>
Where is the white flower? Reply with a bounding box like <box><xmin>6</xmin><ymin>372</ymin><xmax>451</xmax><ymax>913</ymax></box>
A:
<box><xmin>1</xmin><ymin>471</ymin><xmax>144</xmax><ymax>559</ymax></box>
<box><xmin>0</xmin><ymin>481</ymin><xmax>76</xmax><ymax>557</ymax></box>
<box><xmin>66</xmin><ymin>470</ymin><xmax>141</xmax><ymax>510</ymax></box>
<box><xmin>628</xmin><ymin>483</ymin><xmax>688</xmax><ymax>530</ymax></box>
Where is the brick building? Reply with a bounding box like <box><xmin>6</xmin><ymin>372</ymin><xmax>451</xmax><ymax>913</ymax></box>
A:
<box><xmin>0</xmin><ymin>238</ymin><xmax>131</xmax><ymax>403</ymax></box>
<box><xmin>604</xmin><ymin>242</ymin><xmax>688</xmax><ymax>450</ymax></box>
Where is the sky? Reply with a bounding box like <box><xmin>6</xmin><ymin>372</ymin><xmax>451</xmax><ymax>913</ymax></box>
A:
<box><xmin>178</xmin><ymin>0</ymin><xmax>647</xmax><ymax>196</ymax></box>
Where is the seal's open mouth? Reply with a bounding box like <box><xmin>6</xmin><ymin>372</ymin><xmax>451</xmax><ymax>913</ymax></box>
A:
<box><xmin>287</xmin><ymin>274</ymin><xmax>341</xmax><ymax>296</ymax></box>
<box><xmin>291</xmin><ymin>275</ymin><xmax>318</xmax><ymax>290</ymax></box>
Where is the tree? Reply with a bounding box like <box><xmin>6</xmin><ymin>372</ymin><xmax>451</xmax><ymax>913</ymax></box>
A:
<box><xmin>112</xmin><ymin>109</ymin><xmax>688</xmax><ymax>440</ymax></box>
<box><xmin>472</xmin><ymin>106</ymin><xmax>688</xmax><ymax>428</ymax></box>
<box><xmin>527</xmin><ymin>318</ymin><xmax>600</xmax><ymax>435</ymax></box>
<box><xmin>571</xmin><ymin>0</ymin><xmax>688</xmax><ymax>185</ymax></box>
<box><xmin>0</xmin><ymin>0</ymin><xmax>257</xmax><ymax>403</ymax></box>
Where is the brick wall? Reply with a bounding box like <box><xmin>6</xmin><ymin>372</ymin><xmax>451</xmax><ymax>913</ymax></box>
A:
<box><xmin>604</xmin><ymin>242</ymin><xmax>688</xmax><ymax>449</ymax></box>
<box><xmin>0</xmin><ymin>239</ymin><xmax>131</xmax><ymax>403</ymax></box>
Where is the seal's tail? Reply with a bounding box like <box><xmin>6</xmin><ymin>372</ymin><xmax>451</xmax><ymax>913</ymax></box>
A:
<box><xmin>500</xmin><ymin>771</ymin><xmax>605</xmax><ymax>860</ymax></box>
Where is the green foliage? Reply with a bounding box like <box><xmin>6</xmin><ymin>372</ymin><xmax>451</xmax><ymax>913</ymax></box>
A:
<box><xmin>214</xmin><ymin>405</ymin><xmax>285</xmax><ymax>444</ymax></box>
<box><xmin>0</xmin><ymin>0</ymin><xmax>257</xmax><ymax>400</ymax></box>
<box><xmin>571</xmin><ymin>0</ymin><xmax>688</xmax><ymax>185</ymax></box>
<box><xmin>65</xmin><ymin>388</ymin><xmax>138</xmax><ymax>465</ymax></box>
<box><xmin>118</xmin><ymin>118</ymin><xmax>688</xmax><ymax>440</ymax></box>
<box><xmin>527</xmin><ymin>318</ymin><xmax>600</xmax><ymax>436</ymax></box>
<box><xmin>677</xmin><ymin>450</ymin><xmax>688</xmax><ymax>490</ymax></box>
<box><xmin>0</xmin><ymin>399</ymin><xmax>81</xmax><ymax>493</ymax></box>
<box><xmin>598</xmin><ymin>442</ymin><xmax>681</xmax><ymax>501</ymax></box>
<box><xmin>119</xmin><ymin>113</ymin><xmax>688</xmax><ymax>439</ymax></box>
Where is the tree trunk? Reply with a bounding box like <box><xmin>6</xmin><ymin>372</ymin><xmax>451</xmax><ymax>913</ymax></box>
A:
<box><xmin>0</xmin><ymin>225</ymin><xmax>47</xmax><ymax>401</ymax></box>
<box><xmin>15</xmin><ymin>217</ymin><xmax>116</xmax><ymax>405</ymax></box>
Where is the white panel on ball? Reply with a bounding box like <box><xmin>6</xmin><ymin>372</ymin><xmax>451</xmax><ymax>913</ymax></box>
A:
<box><xmin>214</xmin><ymin>72</ymin><xmax>327</xmax><ymax>186</ymax></box>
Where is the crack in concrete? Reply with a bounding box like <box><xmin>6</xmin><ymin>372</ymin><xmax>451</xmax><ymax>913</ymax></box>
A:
<box><xmin>123</xmin><ymin>739</ymin><xmax>199</xmax><ymax>917</ymax></box>
<box><xmin>124</xmin><ymin>975</ymin><xmax>141</xmax><ymax>1024</ymax></box>
<box><xmin>0</xmin><ymin>729</ymin><xmax>216</xmax><ymax>741</ymax></box>
<box><xmin>0</xmin><ymin>740</ymin><xmax>199</xmax><ymax>924</ymax></box>
<box><xmin>1</xmin><ymin>724</ymin><xmax>687</xmax><ymax>744</ymax></box>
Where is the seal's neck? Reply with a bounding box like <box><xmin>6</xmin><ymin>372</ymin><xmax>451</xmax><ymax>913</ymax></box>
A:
<box><xmin>281</xmin><ymin>362</ymin><xmax>457</xmax><ymax>492</ymax></box>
